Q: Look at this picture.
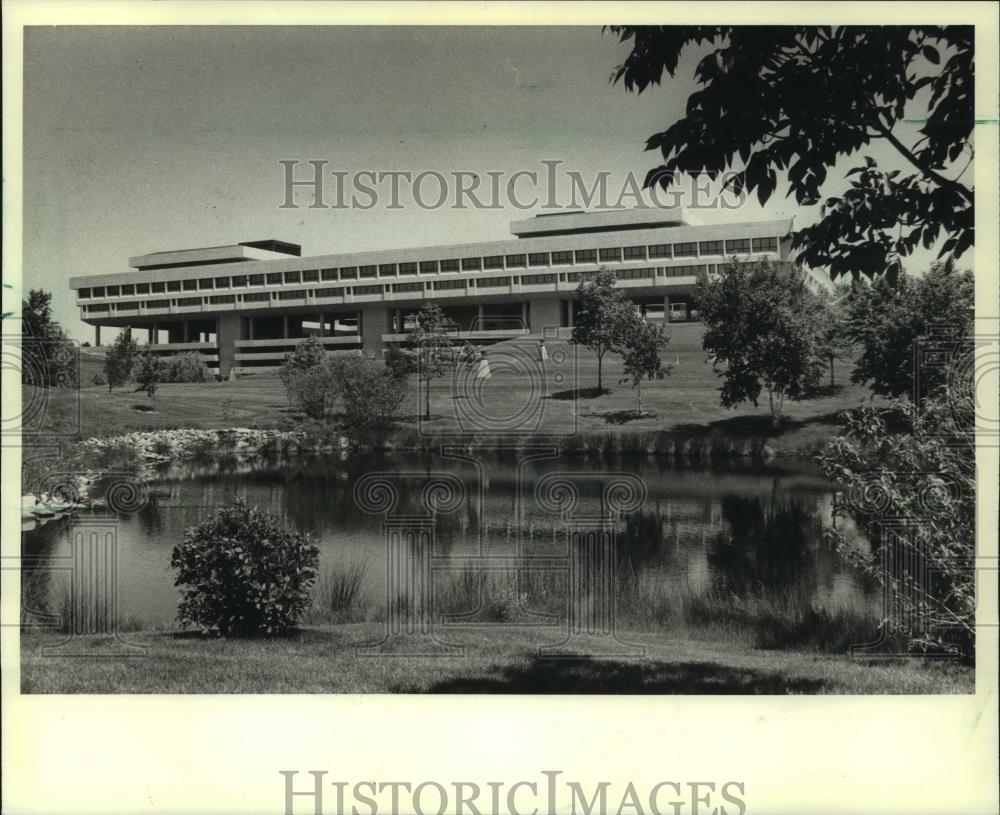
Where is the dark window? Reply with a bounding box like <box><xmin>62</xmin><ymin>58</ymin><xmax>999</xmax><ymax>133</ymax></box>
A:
<box><xmin>477</xmin><ymin>276</ymin><xmax>510</xmax><ymax>288</ymax></box>
<box><xmin>550</xmin><ymin>250</ymin><xmax>573</xmax><ymax>265</ymax></box>
<box><xmin>575</xmin><ymin>249</ymin><xmax>597</xmax><ymax>263</ymax></box>
<box><xmin>92</xmin><ymin>286</ymin><xmax>106</xmax><ymax>297</ymax></box>
<box><xmin>623</xmin><ymin>246</ymin><xmax>646</xmax><ymax>260</ymax></box>
<box><xmin>151</xmin><ymin>282</ymin><xmax>165</xmax><ymax>293</ymax></box>
<box><xmin>434</xmin><ymin>279</ymin><xmax>465</xmax><ymax>290</ymax></box>
<box><xmin>528</xmin><ymin>252</ymin><xmax>549</xmax><ymax>267</ymax></box>
<box><xmin>674</xmin><ymin>242</ymin><xmax>698</xmax><ymax>258</ymax></box>
<box><xmin>266</xmin><ymin>273</ymin><xmax>283</xmax><ymax>284</ymax></box>
<box><xmin>315</xmin><ymin>287</ymin><xmax>344</xmax><ymax>298</ymax></box>
<box><xmin>340</xmin><ymin>267</ymin><xmax>358</xmax><ymax>279</ymax></box>
<box><xmin>419</xmin><ymin>261</ymin><xmax>438</xmax><ymax>274</ymax></box>
<box><xmin>392</xmin><ymin>282</ymin><xmax>423</xmax><ymax>293</ymax></box>
<box><xmin>354</xmin><ymin>284</ymin><xmax>382</xmax><ymax>295</ymax></box>
<box><xmin>752</xmin><ymin>237</ymin><xmax>778</xmax><ymax>252</ymax></box>
<box><xmin>649</xmin><ymin>243</ymin><xmax>672</xmax><ymax>259</ymax></box>
<box><xmin>521</xmin><ymin>273</ymin><xmax>557</xmax><ymax>285</ymax></box>
<box><xmin>483</xmin><ymin>255</ymin><xmax>504</xmax><ymax>270</ymax></box>
<box><xmin>231</xmin><ymin>275</ymin><xmax>247</xmax><ymax>287</ymax></box>
<box><xmin>462</xmin><ymin>257</ymin><xmax>482</xmax><ymax>271</ymax></box>
<box><xmin>664</xmin><ymin>264</ymin><xmax>706</xmax><ymax>277</ymax></box>
<box><xmin>725</xmin><ymin>238</ymin><xmax>751</xmax><ymax>254</ymax></box>
<box><xmin>277</xmin><ymin>290</ymin><xmax>306</xmax><ymax>300</ymax></box>
<box><xmin>505</xmin><ymin>254</ymin><xmax>526</xmax><ymax>268</ymax></box>
<box><xmin>359</xmin><ymin>265</ymin><xmax>377</xmax><ymax>278</ymax></box>
<box><xmin>214</xmin><ymin>276</ymin><xmax>230</xmax><ymax>288</ymax></box>
<box><xmin>107</xmin><ymin>285</ymin><xmax>120</xmax><ymax>296</ymax></box>
<box><xmin>615</xmin><ymin>268</ymin><xmax>653</xmax><ymax>281</ymax></box>
<box><xmin>86</xmin><ymin>304</ymin><xmax>108</xmax><ymax>313</ymax></box>
<box><xmin>566</xmin><ymin>271</ymin><xmax>590</xmax><ymax>282</ymax></box>
<box><xmin>182</xmin><ymin>280</ymin><xmax>197</xmax><ymax>291</ymax></box>
<box><xmin>440</xmin><ymin>259</ymin><xmax>460</xmax><ymax>272</ymax></box>
<box><xmin>147</xmin><ymin>299</ymin><xmax>170</xmax><ymax>309</ymax></box>
<box><xmin>399</xmin><ymin>262</ymin><xmax>417</xmax><ymax>275</ymax></box>
<box><xmin>302</xmin><ymin>269</ymin><xmax>319</xmax><ymax>282</ymax></box>
<box><xmin>78</xmin><ymin>288</ymin><xmax>91</xmax><ymax>299</ymax></box>
<box><xmin>243</xmin><ymin>291</ymin><xmax>270</xmax><ymax>303</ymax></box>
<box><xmin>167</xmin><ymin>281</ymin><xmax>181</xmax><ymax>292</ymax></box>
<box><xmin>599</xmin><ymin>247</ymin><xmax>622</xmax><ymax>262</ymax></box>
<box><xmin>321</xmin><ymin>268</ymin><xmax>338</xmax><ymax>281</ymax></box>
<box><xmin>379</xmin><ymin>263</ymin><xmax>397</xmax><ymax>276</ymax></box>
<box><xmin>284</xmin><ymin>271</ymin><xmax>301</xmax><ymax>284</ymax></box>
<box><xmin>177</xmin><ymin>296</ymin><xmax>202</xmax><ymax>307</ymax></box>
<box><xmin>115</xmin><ymin>301</ymin><xmax>140</xmax><ymax>310</ymax></box>
<box><xmin>198</xmin><ymin>278</ymin><xmax>214</xmax><ymax>290</ymax></box>
<box><xmin>210</xmin><ymin>294</ymin><xmax>236</xmax><ymax>305</ymax></box>
<box><xmin>121</xmin><ymin>284</ymin><xmax>135</xmax><ymax>295</ymax></box>
<box><xmin>699</xmin><ymin>240</ymin><xmax>723</xmax><ymax>255</ymax></box>
<box><xmin>248</xmin><ymin>274</ymin><xmax>265</xmax><ymax>286</ymax></box>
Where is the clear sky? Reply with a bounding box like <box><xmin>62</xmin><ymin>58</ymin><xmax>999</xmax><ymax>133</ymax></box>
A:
<box><xmin>21</xmin><ymin>26</ymin><xmax>943</xmax><ymax>341</ymax></box>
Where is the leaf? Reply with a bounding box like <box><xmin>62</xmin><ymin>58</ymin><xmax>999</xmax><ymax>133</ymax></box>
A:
<box><xmin>921</xmin><ymin>45</ymin><xmax>940</xmax><ymax>65</ymax></box>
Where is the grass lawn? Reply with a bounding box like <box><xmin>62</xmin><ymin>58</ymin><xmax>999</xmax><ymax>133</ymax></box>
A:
<box><xmin>19</xmin><ymin>625</ymin><xmax>972</xmax><ymax>694</ymax></box>
<box><xmin>32</xmin><ymin>325</ymin><xmax>870</xmax><ymax>455</ymax></box>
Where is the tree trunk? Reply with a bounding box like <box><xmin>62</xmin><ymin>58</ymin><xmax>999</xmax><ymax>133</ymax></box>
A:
<box><xmin>636</xmin><ymin>381</ymin><xmax>642</xmax><ymax>414</ymax></box>
<box><xmin>829</xmin><ymin>356</ymin><xmax>835</xmax><ymax>388</ymax></box>
<box><xmin>597</xmin><ymin>352</ymin><xmax>603</xmax><ymax>393</ymax></box>
<box><xmin>424</xmin><ymin>377</ymin><xmax>431</xmax><ymax>420</ymax></box>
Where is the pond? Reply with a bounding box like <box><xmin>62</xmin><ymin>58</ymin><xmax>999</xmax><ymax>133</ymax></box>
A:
<box><xmin>21</xmin><ymin>451</ymin><xmax>878</xmax><ymax>643</ymax></box>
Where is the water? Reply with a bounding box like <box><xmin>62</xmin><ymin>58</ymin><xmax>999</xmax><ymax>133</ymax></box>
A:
<box><xmin>21</xmin><ymin>452</ymin><xmax>877</xmax><ymax>633</ymax></box>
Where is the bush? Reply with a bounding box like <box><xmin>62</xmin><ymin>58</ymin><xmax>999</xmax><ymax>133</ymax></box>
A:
<box><xmin>333</xmin><ymin>356</ymin><xmax>405</xmax><ymax>432</ymax></box>
<box><xmin>91</xmin><ymin>372</ymin><xmax>107</xmax><ymax>387</ymax></box>
<box><xmin>384</xmin><ymin>344</ymin><xmax>417</xmax><ymax>379</ymax></box>
<box><xmin>282</xmin><ymin>364</ymin><xmax>341</xmax><ymax>419</ymax></box>
<box><xmin>163</xmin><ymin>351</ymin><xmax>209</xmax><ymax>382</ymax></box>
<box><xmin>170</xmin><ymin>499</ymin><xmax>320</xmax><ymax>636</ymax></box>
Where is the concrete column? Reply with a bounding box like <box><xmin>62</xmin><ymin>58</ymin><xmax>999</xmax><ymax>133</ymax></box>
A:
<box><xmin>359</xmin><ymin>306</ymin><xmax>389</xmax><ymax>356</ymax></box>
<box><xmin>529</xmin><ymin>297</ymin><xmax>561</xmax><ymax>336</ymax></box>
<box><xmin>283</xmin><ymin>315</ymin><xmax>290</xmax><ymax>339</ymax></box>
<box><xmin>521</xmin><ymin>301</ymin><xmax>528</xmax><ymax>330</ymax></box>
<box><xmin>477</xmin><ymin>304</ymin><xmax>484</xmax><ymax>331</ymax></box>
<box><xmin>95</xmin><ymin>325</ymin><xmax>102</xmax><ymax>346</ymax></box>
<box><xmin>663</xmin><ymin>295</ymin><xmax>671</xmax><ymax>323</ymax></box>
<box><xmin>216</xmin><ymin>312</ymin><xmax>241</xmax><ymax>380</ymax></box>
<box><xmin>319</xmin><ymin>313</ymin><xmax>326</xmax><ymax>337</ymax></box>
<box><xmin>183</xmin><ymin>321</ymin><xmax>191</xmax><ymax>342</ymax></box>
<box><xmin>567</xmin><ymin>300</ymin><xmax>575</xmax><ymax>328</ymax></box>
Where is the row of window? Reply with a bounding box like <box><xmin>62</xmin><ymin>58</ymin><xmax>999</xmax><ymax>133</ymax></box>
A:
<box><xmin>82</xmin><ymin>264</ymin><xmax>725</xmax><ymax>313</ymax></box>
<box><xmin>76</xmin><ymin>237</ymin><xmax>780</xmax><ymax>299</ymax></box>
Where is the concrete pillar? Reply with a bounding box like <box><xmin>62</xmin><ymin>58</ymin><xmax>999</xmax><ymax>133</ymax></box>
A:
<box><xmin>477</xmin><ymin>304</ymin><xmax>484</xmax><ymax>331</ymax></box>
<box><xmin>663</xmin><ymin>295</ymin><xmax>671</xmax><ymax>323</ymax></box>
<box><xmin>521</xmin><ymin>301</ymin><xmax>528</xmax><ymax>330</ymax></box>
<box><xmin>567</xmin><ymin>300</ymin><xmax>575</xmax><ymax>328</ymax></box>
<box><xmin>529</xmin><ymin>297</ymin><xmax>561</xmax><ymax>336</ymax></box>
<box><xmin>248</xmin><ymin>318</ymin><xmax>255</xmax><ymax>341</ymax></box>
<box><xmin>183</xmin><ymin>321</ymin><xmax>191</xmax><ymax>342</ymax></box>
<box><xmin>359</xmin><ymin>305</ymin><xmax>389</xmax><ymax>356</ymax></box>
<box><xmin>95</xmin><ymin>325</ymin><xmax>102</xmax><ymax>346</ymax></box>
<box><xmin>216</xmin><ymin>312</ymin><xmax>241</xmax><ymax>380</ymax></box>
<box><xmin>319</xmin><ymin>313</ymin><xmax>326</xmax><ymax>337</ymax></box>
<box><xmin>283</xmin><ymin>315</ymin><xmax>290</xmax><ymax>339</ymax></box>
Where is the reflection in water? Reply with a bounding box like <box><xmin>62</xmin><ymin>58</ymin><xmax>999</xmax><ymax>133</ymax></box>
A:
<box><xmin>21</xmin><ymin>453</ymin><xmax>877</xmax><ymax>636</ymax></box>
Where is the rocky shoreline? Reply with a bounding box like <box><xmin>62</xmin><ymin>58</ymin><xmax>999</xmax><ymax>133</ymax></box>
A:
<box><xmin>22</xmin><ymin>427</ymin><xmax>314</xmax><ymax>527</ymax></box>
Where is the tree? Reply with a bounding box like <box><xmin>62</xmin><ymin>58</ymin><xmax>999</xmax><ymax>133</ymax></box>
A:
<box><xmin>408</xmin><ymin>302</ymin><xmax>453</xmax><ymax>420</ymax></box>
<box><xmin>384</xmin><ymin>343</ymin><xmax>417</xmax><ymax>380</ymax></box>
<box><xmin>571</xmin><ymin>269</ymin><xmax>637</xmax><ymax>393</ymax></box>
<box><xmin>845</xmin><ymin>258</ymin><xmax>973</xmax><ymax>398</ymax></box>
<box><xmin>133</xmin><ymin>352</ymin><xmax>162</xmax><ymax>400</ymax></box>
<box><xmin>104</xmin><ymin>331</ymin><xmax>139</xmax><ymax>392</ymax></box>
<box><xmin>818</xmin><ymin>372</ymin><xmax>974</xmax><ymax>662</ymax></box>
<box><xmin>279</xmin><ymin>337</ymin><xmax>339</xmax><ymax>419</ymax></box>
<box><xmin>21</xmin><ymin>289</ymin><xmax>78</xmax><ymax>388</ymax></box>
<box><xmin>610</xmin><ymin>26</ymin><xmax>973</xmax><ymax>279</ymax></box>
<box><xmin>812</xmin><ymin>288</ymin><xmax>854</xmax><ymax>388</ymax></box>
<box><xmin>618</xmin><ymin>318</ymin><xmax>672</xmax><ymax>414</ymax></box>
<box><xmin>697</xmin><ymin>259</ymin><xmax>825</xmax><ymax>424</ymax></box>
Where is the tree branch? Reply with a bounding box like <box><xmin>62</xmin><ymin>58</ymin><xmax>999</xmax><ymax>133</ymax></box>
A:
<box><xmin>874</xmin><ymin>120</ymin><xmax>974</xmax><ymax>206</ymax></box>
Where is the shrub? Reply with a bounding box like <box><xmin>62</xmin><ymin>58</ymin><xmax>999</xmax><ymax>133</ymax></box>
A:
<box><xmin>91</xmin><ymin>372</ymin><xmax>107</xmax><ymax>387</ymax></box>
<box><xmin>163</xmin><ymin>351</ymin><xmax>208</xmax><ymax>382</ymax></box>
<box><xmin>133</xmin><ymin>352</ymin><xmax>162</xmax><ymax>399</ymax></box>
<box><xmin>282</xmin><ymin>364</ymin><xmax>341</xmax><ymax>419</ymax></box>
<box><xmin>170</xmin><ymin>499</ymin><xmax>320</xmax><ymax>636</ymax></box>
<box><xmin>333</xmin><ymin>356</ymin><xmax>405</xmax><ymax>432</ymax></box>
<box><xmin>384</xmin><ymin>344</ymin><xmax>416</xmax><ymax>379</ymax></box>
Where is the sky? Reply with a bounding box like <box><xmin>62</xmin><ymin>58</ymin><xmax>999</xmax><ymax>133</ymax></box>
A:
<box><xmin>20</xmin><ymin>26</ymin><xmax>947</xmax><ymax>341</ymax></box>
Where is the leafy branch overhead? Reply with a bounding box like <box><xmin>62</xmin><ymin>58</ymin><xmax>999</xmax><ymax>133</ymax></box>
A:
<box><xmin>610</xmin><ymin>26</ymin><xmax>973</xmax><ymax>279</ymax></box>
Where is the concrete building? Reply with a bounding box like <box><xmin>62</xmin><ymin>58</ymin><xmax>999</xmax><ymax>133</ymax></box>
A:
<box><xmin>68</xmin><ymin>208</ymin><xmax>807</xmax><ymax>378</ymax></box>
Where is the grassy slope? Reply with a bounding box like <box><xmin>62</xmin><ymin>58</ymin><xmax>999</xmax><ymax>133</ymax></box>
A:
<box><xmin>33</xmin><ymin>325</ymin><xmax>870</xmax><ymax>454</ymax></box>
<box><xmin>19</xmin><ymin>626</ymin><xmax>972</xmax><ymax>694</ymax></box>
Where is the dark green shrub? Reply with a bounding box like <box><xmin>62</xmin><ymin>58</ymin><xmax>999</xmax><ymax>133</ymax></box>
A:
<box><xmin>170</xmin><ymin>499</ymin><xmax>319</xmax><ymax>636</ymax></box>
<box><xmin>163</xmin><ymin>351</ymin><xmax>209</xmax><ymax>382</ymax></box>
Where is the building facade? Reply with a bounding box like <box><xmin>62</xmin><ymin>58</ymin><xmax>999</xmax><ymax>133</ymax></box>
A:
<box><xmin>69</xmin><ymin>208</ymin><xmax>804</xmax><ymax>378</ymax></box>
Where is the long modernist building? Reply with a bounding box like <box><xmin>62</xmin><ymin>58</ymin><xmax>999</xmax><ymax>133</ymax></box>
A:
<box><xmin>69</xmin><ymin>208</ymin><xmax>803</xmax><ymax>378</ymax></box>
